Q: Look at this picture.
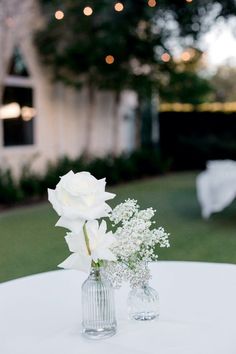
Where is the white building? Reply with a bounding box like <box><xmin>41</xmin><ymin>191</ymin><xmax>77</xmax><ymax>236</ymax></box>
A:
<box><xmin>0</xmin><ymin>0</ymin><xmax>137</xmax><ymax>176</ymax></box>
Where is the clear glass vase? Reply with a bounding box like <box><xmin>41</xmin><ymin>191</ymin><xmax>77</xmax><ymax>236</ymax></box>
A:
<box><xmin>81</xmin><ymin>266</ymin><xmax>117</xmax><ymax>339</ymax></box>
<box><xmin>128</xmin><ymin>283</ymin><xmax>159</xmax><ymax>321</ymax></box>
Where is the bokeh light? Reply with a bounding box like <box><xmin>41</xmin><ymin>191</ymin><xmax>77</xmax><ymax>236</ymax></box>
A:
<box><xmin>148</xmin><ymin>0</ymin><xmax>157</xmax><ymax>7</ymax></box>
<box><xmin>55</xmin><ymin>10</ymin><xmax>64</xmax><ymax>20</ymax></box>
<box><xmin>83</xmin><ymin>6</ymin><xmax>93</xmax><ymax>16</ymax></box>
<box><xmin>114</xmin><ymin>2</ymin><xmax>124</xmax><ymax>12</ymax></box>
<box><xmin>21</xmin><ymin>107</ymin><xmax>36</xmax><ymax>122</ymax></box>
<box><xmin>161</xmin><ymin>53</ymin><xmax>170</xmax><ymax>62</ymax></box>
<box><xmin>181</xmin><ymin>51</ymin><xmax>191</xmax><ymax>61</ymax></box>
<box><xmin>105</xmin><ymin>55</ymin><xmax>115</xmax><ymax>64</ymax></box>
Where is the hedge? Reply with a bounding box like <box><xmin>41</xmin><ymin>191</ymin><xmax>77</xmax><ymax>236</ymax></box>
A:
<box><xmin>0</xmin><ymin>149</ymin><xmax>170</xmax><ymax>206</ymax></box>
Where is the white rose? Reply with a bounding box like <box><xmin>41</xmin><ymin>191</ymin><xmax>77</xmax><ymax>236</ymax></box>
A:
<box><xmin>48</xmin><ymin>171</ymin><xmax>115</xmax><ymax>232</ymax></box>
<box><xmin>58</xmin><ymin>220</ymin><xmax>116</xmax><ymax>273</ymax></box>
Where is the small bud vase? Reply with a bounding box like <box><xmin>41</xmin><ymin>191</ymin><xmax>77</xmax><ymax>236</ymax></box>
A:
<box><xmin>81</xmin><ymin>266</ymin><xmax>117</xmax><ymax>339</ymax></box>
<box><xmin>127</xmin><ymin>283</ymin><xmax>159</xmax><ymax>321</ymax></box>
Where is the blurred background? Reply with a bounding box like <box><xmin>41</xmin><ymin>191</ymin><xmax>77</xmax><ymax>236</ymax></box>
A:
<box><xmin>0</xmin><ymin>0</ymin><xmax>236</xmax><ymax>282</ymax></box>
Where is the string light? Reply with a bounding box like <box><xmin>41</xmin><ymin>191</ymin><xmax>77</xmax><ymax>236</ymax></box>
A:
<box><xmin>181</xmin><ymin>51</ymin><xmax>191</xmax><ymax>61</ymax></box>
<box><xmin>21</xmin><ymin>107</ymin><xmax>36</xmax><ymax>121</ymax></box>
<box><xmin>148</xmin><ymin>0</ymin><xmax>157</xmax><ymax>7</ymax></box>
<box><xmin>114</xmin><ymin>2</ymin><xmax>124</xmax><ymax>11</ymax></box>
<box><xmin>83</xmin><ymin>6</ymin><xmax>93</xmax><ymax>16</ymax></box>
<box><xmin>186</xmin><ymin>0</ymin><xmax>193</xmax><ymax>3</ymax></box>
<box><xmin>160</xmin><ymin>102</ymin><xmax>236</xmax><ymax>113</ymax></box>
<box><xmin>105</xmin><ymin>55</ymin><xmax>115</xmax><ymax>64</ymax></box>
<box><xmin>161</xmin><ymin>53</ymin><xmax>170</xmax><ymax>62</ymax></box>
<box><xmin>0</xmin><ymin>103</ymin><xmax>20</xmax><ymax>120</ymax></box>
<box><xmin>55</xmin><ymin>10</ymin><xmax>64</xmax><ymax>20</ymax></box>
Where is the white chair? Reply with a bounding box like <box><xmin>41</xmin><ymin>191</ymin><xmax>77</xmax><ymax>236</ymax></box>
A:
<box><xmin>196</xmin><ymin>160</ymin><xmax>236</xmax><ymax>218</ymax></box>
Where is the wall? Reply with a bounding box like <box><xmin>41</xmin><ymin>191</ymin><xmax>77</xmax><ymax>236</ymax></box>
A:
<box><xmin>0</xmin><ymin>0</ymin><xmax>137</xmax><ymax>177</ymax></box>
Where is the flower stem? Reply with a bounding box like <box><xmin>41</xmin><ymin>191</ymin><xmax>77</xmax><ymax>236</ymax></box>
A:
<box><xmin>83</xmin><ymin>223</ymin><xmax>91</xmax><ymax>256</ymax></box>
<box><xmin>92</xmin><ymin>260</ymin><xmax>101</xmax><ymax>269</ymax></box>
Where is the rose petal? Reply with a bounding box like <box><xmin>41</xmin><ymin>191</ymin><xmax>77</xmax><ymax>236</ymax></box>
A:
<box><xmin>56</xmin><ymin>216</ymin><xmax>84</xmax><ymax>233</ymax></box>
<box><xmin>85</xmin><ymin>220</ymin><xmax>99</xmax><ymax>249</ymax></box>
<box><xmin>65</xmin><ymin>232</ymin><xmax>87</xmax><ymax>254</ymax></box>
<box><xmin>59</xmin><ymin>170</ymin><xmax>74</xmax><ymax>182</ymax></box>
<box><xmin>48</xmin><ymin>189</ymin><xmax>62</xmax><ymax>216</ymax></box>
<box><xmin>104</xmin><ymin>191</ymin><xmax>116</xmax><ymax>200</ymax></box>
<box><xmin>68</xmin><ymin>203</ymin><xmax>108</xmax><ymax>220</ymax></box>
<box><xmin>58</xmin><ymin>253</ymin><xmax>91</xmax><ymax>273</ymax></box>
<box><xmin>99</xmin><ymin>219</ymin><xmax>107</xmax><ymax>233</ymax></box>
<box><xmin>75</xmin><ymin>171</ymin><xmax>92</xmax><ymax>177</ymax></box>
<box><xmin>92</xmin><ymin>248</ymin><xmax>116</xmax><ymax>262</ymax></box>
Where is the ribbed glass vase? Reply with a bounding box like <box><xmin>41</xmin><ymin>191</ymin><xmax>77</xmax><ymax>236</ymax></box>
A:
<box><xmin>128</xmin><ymin>283</ymin><xmax>159</xmax><ymax>321</ymax></box>
<box><xmin>81</xmin><ymin>266</ymin><xmax>117</xmax><ymax>339</ymax></box>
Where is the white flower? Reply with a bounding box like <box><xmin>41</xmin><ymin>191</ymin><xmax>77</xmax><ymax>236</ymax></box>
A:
<box><xmin>110</xmin><ymin>199</ymin><xmax>138</xmax><ymax>225</ymax></box>
<box><xmin>107</xmin><ymin>200</ymin><xmax>170</xmax><ymax>287</ymax></box>
<box><xmin>136</xmin><ymin>208</ymin><xmax>155</xmax><ymax>221</ymax></box>
<box><xmin>48</xmin><ymin>171</ymin><xmax>115</xmax><ymax>232</ymax></box>
<box><xmin>58</xmin><ymin>220</ymin><xmax>116</xmax><ymax>273</ymax></box>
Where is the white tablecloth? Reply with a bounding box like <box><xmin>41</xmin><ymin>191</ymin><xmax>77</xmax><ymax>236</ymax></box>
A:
<box><xmin>0</xmin><ymin>261</ymin><xmax>236</xmax><ymax>354</ymax></box>
<box><xmin>197</xmin><ymin>160</ymin><xmax>236</xmax><ymax>218</ymax></box>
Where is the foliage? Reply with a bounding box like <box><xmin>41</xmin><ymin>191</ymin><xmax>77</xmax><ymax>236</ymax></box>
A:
<box><xmin>159</xmin><ymin>48</ymin><xmax>212</xmax><ymax>104</ymax></box>
<box><xmin>210</xmin><ymin>65</ymin><xmax>236</xmax><ymax>102</ymax></box>
<box><xmin>19</xmin><ymin>165</ymin><xmax>44</xmax><ymax>199</ymax></box>
<box><xmin>34</xmin><ymin>1</ymin><xmax>236</xmax><ymax>151</ymax></box>
<box><xmin>42</xmin><ymin>156</ymin><xmax>85</xmax><ymax>190</ymax></box>
<box><xmin>159</xmin><ymin>70</ymin><xmax>212</xmax><ymax>104</ymax></box>
<box><xmin>35</xmin><ymin>0</ymin><xmax>236</xmax><ymax>97</ymax></box>
<box><xmin>0</xmin><ymin>149</ymin><xmax>170</xmax><ymax>205</ymax></box>
<box><xmin>36</xmin><ymin>0</ymin><xmax>158</xmax><ymax>97</ymax></box>
<box><xmin>0</xmin><ymin>169</ymin><xmax>23</xmax><ymax>205</ymax></box>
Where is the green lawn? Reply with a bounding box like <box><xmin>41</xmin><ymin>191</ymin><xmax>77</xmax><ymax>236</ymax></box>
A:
<box><xmin>0</xmin><ymin>172</ymin><xmax>236</xmax><ymax>283</ymax></box>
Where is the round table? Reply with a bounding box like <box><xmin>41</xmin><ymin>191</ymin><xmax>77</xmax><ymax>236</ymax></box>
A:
<box><xmin>0</xmin><ymin>261</ymin><xmax>236</xmax><ymax>354</ymax></box>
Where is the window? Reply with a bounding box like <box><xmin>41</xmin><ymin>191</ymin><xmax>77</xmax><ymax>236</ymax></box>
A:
<box><xmin>0</xmin><ymin>48</ymin><xmax>35</xmax><ymax>147</ymax></box>
<box><xmin>8</xmin><ymin>47</ymin><xmax>29</xmax><ymax>77</ymax></box>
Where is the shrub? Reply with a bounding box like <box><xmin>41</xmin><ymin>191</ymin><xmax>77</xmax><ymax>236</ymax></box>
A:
<box><xmin>0</xmin><ymin>149</ymin><xmax>170</xmax><ymax>206</ymax></box>
<box><xmin>0</xmin><ymin>169</ymin><xmax>23</xmax><ymax>205</ymax></box>
<box><xmin>87</xmin><ymin>157</ymin><xmax>114</xmax><ymax>182</ymax></box>
<box><xmin>19</xmin><ymin>169</ymin><xmax>44</xmax><ymax>199</ymax></box>
<box><xmin>41</xmin><ymin>156</ymin><xmax>85</xmax><ymax>191</ymax></box>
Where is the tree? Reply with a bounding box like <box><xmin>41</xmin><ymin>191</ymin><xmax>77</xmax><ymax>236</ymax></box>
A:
<box><xmin>211</xmin><ymin>65</ymin><xmax>236</xmax><ymax>102</ymax></box>
<box><xmin>35</xmin><ymin>0</ymin><xmax>162</xmax><ymax>153</ymax></box>
<box><xmin>159</xmin><ymin>48</ymin><xmax>212</xmax><ymax>104</ymax></box>
<box><xmin>35</xmin><ymin>0</ymin><xmax>236</xmax><ymax>153</ymax></box>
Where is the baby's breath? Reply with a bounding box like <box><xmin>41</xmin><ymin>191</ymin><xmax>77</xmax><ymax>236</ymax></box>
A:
<box><xmin>110</xmin><ymin>199</ymin><xmax>139</xmax><ymax>225</ymax></box>
<box><xmin>106</xmin><ymin>199</ymin><xmax>170</xmax><ymax>288</ymax></box>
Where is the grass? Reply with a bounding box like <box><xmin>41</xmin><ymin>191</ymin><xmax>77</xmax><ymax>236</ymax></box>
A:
<box><xmin>0</xmin><ymin>172</ymin><xmax>236</xmax><ymax>283</ymax></box>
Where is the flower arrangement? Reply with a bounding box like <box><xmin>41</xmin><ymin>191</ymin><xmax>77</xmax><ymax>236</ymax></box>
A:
<box><xmin>48</xmin><ymin>171</ymin><xmax>170</xmax><ymax>285</ymax></box>
<box><xmin>106</xmin><ymin>199</ymin><xmax>170</xmax><ymax>288</ymax></box>
<box><xmin>48</xmin><ymin>170</ymin><xmax>116</xmax><ymax>272</ymax></box>
<box><xmin>48</xmin><ymin>170</ymin><xmax>170</xmax><ymax>334</ymax></box>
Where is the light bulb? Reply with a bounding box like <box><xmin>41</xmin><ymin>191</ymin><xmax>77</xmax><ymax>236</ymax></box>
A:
<box><xmin>114</xmin><ymin>2</ymin><xmax>124</xmax><ymax>12</ymax></box>
<box><xmin>55</xmin><ymin>10</ymin><xmax>64</xmax><ymax>20</ymax></box>
<box><xmin>105</xmin><ymin>55</ymin><xmax>115</xmax><ymax>64</ymax></box>
<box><xmin>83</xmin><ymin>6</ymin><xmax>93</xmax><ymax>16</ymax></box>
<box><xmin>161</xmin><ymin>53</ymin><xmax>170</xmax><ymax>62</ymax></box>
